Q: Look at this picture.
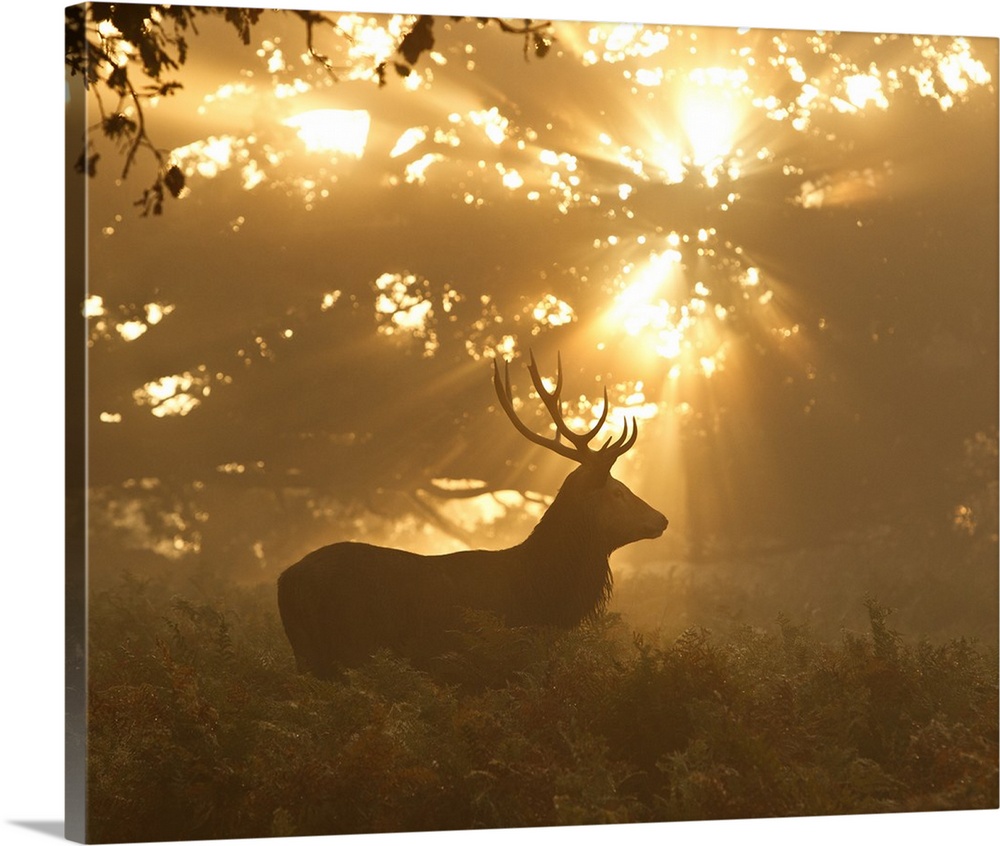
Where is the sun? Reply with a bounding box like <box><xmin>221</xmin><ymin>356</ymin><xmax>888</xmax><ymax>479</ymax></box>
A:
<box><xmin>677</xmin><ymin>67</ymin><xmax>751</xmax><ymax>184</ymax></box>
<box><xmin>680</xmin><ymin>82</ymin><xmax>743</xmax><ymax>165</ymax></box>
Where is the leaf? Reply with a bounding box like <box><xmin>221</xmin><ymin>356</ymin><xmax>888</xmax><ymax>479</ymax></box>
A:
<box><xmin>74</xmin><ymin>151</ymin><xmax>100</xmax><ymax>178</ymax></box>
<box><xmin>533</xmin><ymin>33</ymin><xmax>551</xmax><ymax>59</ymax></box>
<box><xmin>398</xmin><ymin>15</ymin><xmax>435</xmax><ymax>65</ymax></box>
<box><xmin>146</xmin><ymin>81</ymin><xmax>184</xmax><ymax>97</ymax></box>
<box><xmin>223</xmin><ymin>8</ymin><xmax>263</xmax><ymax>46</ymax></box>
<box><xmin>103</xmin><ymin>114</ymin><xmax>137</xmax><ymax>140</ymax></box>
<box><xmin>135</xmin><ymin>183</ymin><xmax>165</xmax><ymax>217</ymax></box>
<box><xmin>138</xmin><ymin>37</ymin><xmax>171</xmax><ymax>80</ymax></box>
<box><xmin>107</xmin><ymin>65</ymin><xmax>128</xmax><ymax>94</ymax></box>
<box><xmin>164</xmin><ymin>166</ymin><xmax>185</xmax><ymax>199</ymax></box>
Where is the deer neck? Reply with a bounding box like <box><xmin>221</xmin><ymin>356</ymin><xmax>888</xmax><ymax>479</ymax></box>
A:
<box><xmin>509</xmin><ymin>495</ymin><xmax>614</xmax><ymax>626</ymax></box>
<box><xmin>519</xmin><ymin>465</ymin><xmax>617</xmax><ymax>559</ymax></box>
<box><xmin>521</xmin><ymin>495</ymin><xmax>612</xmax><ymax>560</ymax></box>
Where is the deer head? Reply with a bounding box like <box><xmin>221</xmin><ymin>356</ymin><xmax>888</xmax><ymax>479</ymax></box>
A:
<box><xmin>493</xmin><ymin>352</ymin><xmax>668</xmax><ymax>553</ymax></box>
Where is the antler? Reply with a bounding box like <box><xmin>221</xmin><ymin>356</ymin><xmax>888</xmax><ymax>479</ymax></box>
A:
<box><xmin>492</xmin><ymin>351</ymin><xmax>638</xmax><ymax>470</ymax></box>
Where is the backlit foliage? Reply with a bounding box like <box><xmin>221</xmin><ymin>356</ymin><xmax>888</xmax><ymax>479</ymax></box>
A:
<box><xmin>86</xmin><ymin>574</ymin><xmax>998</xmax><ymax>841</ymax></box>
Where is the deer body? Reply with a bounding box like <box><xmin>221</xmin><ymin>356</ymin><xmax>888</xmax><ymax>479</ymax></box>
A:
<box><xmin>278</xmin><ymin>356</ymin><xmax>668</xmax><ymax>677</ymax></box>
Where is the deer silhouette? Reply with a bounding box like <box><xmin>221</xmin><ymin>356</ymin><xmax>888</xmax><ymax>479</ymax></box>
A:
<box><xmin>277</xmin><ymin>353</ymin><xmax>667</xmax><ymax>677</ymax></box>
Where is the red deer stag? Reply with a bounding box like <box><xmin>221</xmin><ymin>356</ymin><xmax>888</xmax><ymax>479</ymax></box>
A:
<box><xmin>277</xmin><ymin>353</ymin><xmax>667</xmax><ymax>677</ymax></box>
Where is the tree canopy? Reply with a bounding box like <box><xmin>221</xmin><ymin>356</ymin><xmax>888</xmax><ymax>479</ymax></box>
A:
<box><xmin>68</xmin><ymin>5</ymin><xmax>998</xmax><ymax>639</ymax></box>
<box><xmin>68</xmin><ymin>5</ymin><xmax>553</xmax><ymax>213</ymax></box>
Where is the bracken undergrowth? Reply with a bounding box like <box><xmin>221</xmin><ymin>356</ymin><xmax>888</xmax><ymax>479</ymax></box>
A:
<box><xmin>85</xmin><ymin>572</ymin><xmax>998</xmax><ymax>842</ymax></box>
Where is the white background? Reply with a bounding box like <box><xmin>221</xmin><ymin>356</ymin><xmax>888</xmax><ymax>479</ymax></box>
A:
<box><xmin>3</xmin><ymin>1</ymin><xmax>997</xmax><ymax>845</ymax></box>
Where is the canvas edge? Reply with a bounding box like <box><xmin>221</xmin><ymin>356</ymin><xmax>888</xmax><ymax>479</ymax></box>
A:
<box><xmin>65</xmin><ymin>2</ymin><xmax>90</xmax><ymax>842</ymax></box>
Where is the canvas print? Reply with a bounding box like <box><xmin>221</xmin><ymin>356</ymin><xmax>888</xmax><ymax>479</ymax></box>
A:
<box><xmin>65</xmin><ymin>3</ymin><xmax>998</xmax><ymax>842</ymax></box>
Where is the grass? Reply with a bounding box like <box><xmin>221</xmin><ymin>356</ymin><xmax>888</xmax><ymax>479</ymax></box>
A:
<box><xmin>84</xmin><ymin>569</ymin><xmax>998</xmax><ymax>843</ymax></box>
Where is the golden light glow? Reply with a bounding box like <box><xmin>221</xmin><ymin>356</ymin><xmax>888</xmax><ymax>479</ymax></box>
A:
<box><xmin>797</xmin><ymin>166</ymin><xmax>888</xmax><ymax>209</ymax></box>
<box><xmin>172</xmin><ymin>135</ymin><xmax>238</xmax><ymax>180</ymax></box>
<box><xmin>403</xmin><ymin>153</ymin><xmax>443</xmax><ymax>184</ymax></box>
<box><xmin>532</xmin><ymin>295</ymin><xmax>576</xmax><ymax>327</ymax></box>
<box><xmin>575</xmin><ymin>21</ymin><xmax>671</xmax><ymax>66</ymax></box>
<box><xmin>436</xmin><ymin>488</ymin><xmax>549</xmax><ymax>535</ymax></box>
<box><xmin>116</xmin><ymin>321</ymin><xmax>148</xmax><ymax>342</ymax></box>
<box><xmin>283</xmin><ymin>109</ymin><xmax>371</xmax><ymax>156</ymax></box>
<box><xmin>83</xmin><ymin>295</ymin><xmax>106</xmax><ymax>317</ymax></box>
<box><xmin>390</xmin><ymin>127</ymin><xmax>427</xmax><ymax>158</ymax></box>
<box><xmin>609</xmin><ymin>248</ymin><xmax>683</xmax><ymax>337</ymax></box>
<box><xmin>679</xmin><ymin>69</ymin><xmax>748</xmax><ymax>177</ymax></box>
<box><xmin>133</xmin><ymin>373</ymin><xmax>202</xmax><ymax>417</ymax></box>
<box><xmin>373</xmin><ymin>272</ymin><xmax>439</xmax><ymax>356</ymax></box>
<box><xmin>937</xmin><ymin>45</ymin><xmax>988</xmax><ymax>94</ymax></box>
<box><xmin>334</xmin><ymin>13</ymin><xmax>416</xmax><ymax>80</ymax></box>
<box><xmin>911</xmin><ymin>36</ymin><xmax>992</xmax><ymax>110</ymax></box>
<box><xmin>431</xmin><ymin>478</ymin><xmax>488</xmax><ymax>492</ymax></box>
<box><xmin>835</xmin><ymin>73</ymin><xmax>890</xmax><ymax>112</ymax></box>
<box><xmin>468</xmin><ymin>107</ymin><xmax>511</xmax><ymax>146</ymax></box>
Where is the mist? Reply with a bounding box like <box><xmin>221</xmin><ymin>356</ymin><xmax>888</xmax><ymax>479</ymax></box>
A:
<box><xmin>76</xmin><ymin>10</ymin><xmax>997</xmax><ymax>646</ymax></box>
